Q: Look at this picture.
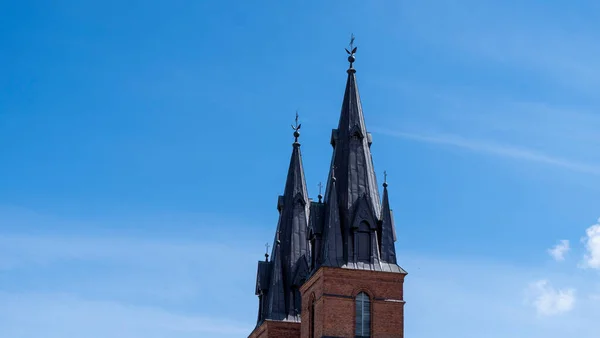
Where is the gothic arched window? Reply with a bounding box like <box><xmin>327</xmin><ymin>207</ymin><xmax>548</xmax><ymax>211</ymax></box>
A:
<box><xmin>355</xmin><ymin>292</ymin><xmax>371</xmax><ymax>338</ymax></box>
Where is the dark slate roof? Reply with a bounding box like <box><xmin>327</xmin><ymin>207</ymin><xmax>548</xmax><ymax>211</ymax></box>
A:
<box><xmin>262</xmin><ymin>140</ymin><xmax>310</xmax><ymax>323</ymax></box>
<box><xmin>325</xmin><ymin>66</ymin><xmax>381</xmax><ymax>220</ymax></box>
<box><xmin>380</xmin><ymin>183</ymin><xmax>397</xmax><ymax>264</ymax></box>
<box><xmin>266</xmin><ymin>239</ymin><xmax>286</xmax><ymax>319</ymax></box>
<box><xmin>255</xmin><ymin>260</ymin><xmax>272</xmax><ymax>295</ymax></box>
<box><xmin>319</xmin><ymin>177</ymin><xmax>344</xmax><ymax>267</ymax></box>
<box><xmin>318</xmin><ymin>53</ymin><xmax>405</xmax><ymax>274</ymax></box>
<box><xmin>308</xmin><ymin>201</ymin><xmax>325</xmax><ymax>237</ymax></box>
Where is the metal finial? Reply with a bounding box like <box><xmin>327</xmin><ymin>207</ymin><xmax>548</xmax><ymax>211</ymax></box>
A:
<box><xmin>383</xmin><ymin>170</ymin><xmax>388</xmax><ymax>188</ymax></box>
<box><xmin>318</xmin><ymin>182</ymin><xmax>323</xmax><ymax>203</ymax></box>
<box><xmin>265</xmin><ymin>242</ymin><xmax>270</xmax><ymax>262</ymax></box>
<box><xmin>344</xmin><ymin>34</ymin><xmax>357</xmax><ymax>68</ymax></box>
<box><xmin>291</xmin><ymin>111</ymin><xmax>301</xmax><ymax>143</ymax></box>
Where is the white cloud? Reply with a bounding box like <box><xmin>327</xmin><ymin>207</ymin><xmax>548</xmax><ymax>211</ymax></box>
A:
<box><xmin>548</xmin><ymin>240</ymin><xmax>570</xmax><ymax>262</ymax></box>
<box><xmin>526</xmin><ymin>280</ymin><xmax>576</xmax><ymax>316</ymax></box>
<box><xmin>581</xmin><ymin>218</ymin><xmax>600</xmax><ymax>269</ymax></box>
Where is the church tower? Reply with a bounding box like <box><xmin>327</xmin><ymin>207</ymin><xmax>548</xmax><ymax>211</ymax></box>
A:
<box><xmin>249</xmin><ymin>41</ymin><xmax>406</xmax><ymax>338</ymax></box>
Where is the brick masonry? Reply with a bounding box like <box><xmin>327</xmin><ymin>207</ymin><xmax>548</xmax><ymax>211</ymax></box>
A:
<box><xmin>299</xmin><ymin>266</ymin><xmax>405</xmax><ymax>338</ymax></box>
<box><xmin>248</xmin><ymin>266</ymin><xmax>405</xmax><ymax>338</ymax></box>
<box><xmin>248</xmin><ymin>320</ymin><xmax>301</xmax><ymax>338</ymax></box>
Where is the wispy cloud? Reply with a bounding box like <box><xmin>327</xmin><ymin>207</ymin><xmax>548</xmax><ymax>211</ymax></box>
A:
<box><xmin>0</xmin><ymin>292</ymin><xmax>249</xmax><ymax>338</ymax></box>
<box><xmin>525</xmin><ymin>280</ymin><xmax>576</xmax><ymax>317</ymax></box>
<box><xmin>374</xmin><ymin>129</ymin><xmax>600</xmax><ymax>175</ymax></box>
<box><xmin>3</xmin><ymin>208</ymin><xmax>600</xmax><ymax>338</ymax></box>
<box><xmin>0</xmin><ymin>213</ymin><xmax>259</xmax><ymax>338</ymax></box>
<box><xmin>548</xmin><ymin>240</ymin><xmax>570</xmax><ymax>262</ymax></box>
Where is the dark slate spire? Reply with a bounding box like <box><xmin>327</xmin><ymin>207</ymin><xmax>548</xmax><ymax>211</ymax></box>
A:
<box><xmin>322</xmin><ymin>39</ymin><xmax>382</xmax><ymax>269</ymax></box>
<box><xmin>262</xmin><ymin>113</ymin><xmax>310</xmax><ymax>323</ymax></box>
<box><xmin>380</xmin><ymin>172</ymin><xmax>397</xmax><ymax>264</ymax></box>
<box><xmin>319</xmin><ymin>168</ymin><xmax>344</xmax><ymax>267</ymax></box>
<box><xmin>327</xmin><ymin>40</ymin><xmax>380</xmax><ymax>215</ymax></box>
<box><xmin>311</xmin><ymin>39</ymin><xmax>407</xmax><ymax>274</ymax></box>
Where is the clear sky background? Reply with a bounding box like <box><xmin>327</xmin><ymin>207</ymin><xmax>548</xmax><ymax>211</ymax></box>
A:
<box><xmin>2</xmin><ymin>1</ymin><xmax>600</xmax><ymax>337</ymax></box>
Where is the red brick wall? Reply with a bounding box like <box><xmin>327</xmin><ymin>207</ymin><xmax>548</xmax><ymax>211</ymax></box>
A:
<box><xmin>300</xmin><ymin>267</ymin><xmax>405</xmax><ymax>338</ymax></box>
<box><xmin>248</xmin><ymin>320</ymin><xmax>301</xmax><ymax>338</ymax></box>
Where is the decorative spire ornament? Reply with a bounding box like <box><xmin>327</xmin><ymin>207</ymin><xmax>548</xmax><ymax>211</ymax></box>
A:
<box><xmin>291</xmin><ymin>111</ymin><xmax>301</xmax><ymax>143</ymax></box>
<box><xmin>345</xmin><ymin>34</ymin><xmax>357</xmax><ymax>68</ymax></box>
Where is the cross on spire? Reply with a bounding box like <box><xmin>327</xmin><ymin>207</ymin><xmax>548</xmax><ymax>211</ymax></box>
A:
<box><xmin>265</xmin><ymin>242</ymin><xmax>270</xmax><ymax>262</ymax></box>
<box><xmin>383</xmin><ymin>170</ymin><xmax>388</xmax><ymax>188</ymax></box>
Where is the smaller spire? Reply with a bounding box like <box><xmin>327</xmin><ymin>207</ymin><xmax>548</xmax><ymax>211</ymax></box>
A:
<box><xmin>380</xmin><ymin>172</ymin><xmax>397</xmax><ymax>264</ymax></box>
<box><xmin>320</xmin><ymin>165</ymin><xmax>343</xmax><ymax>267</ymax></box>
<box><xmin>383</xmin><ymin>170</ymin><xmax>388</xmax><ymax>188</ymax></box>
<box><xmin>318</xmin><ymin>182</ymin><xmax>323</xmax><ymax>203</ymax></box>
<box><xmin>344</xmin><ymin>34</ymin><xmax>357</xmax><ymax>69</ymax></box>
<box><xmin>291</xmin><ymin>111</ymin><xmax>301</xmax><ymax>144</ymax></box>
<box><xmin>265</xmin><ymin>242</ymin><xmax>270</xmax><ymax>262</ymax></box>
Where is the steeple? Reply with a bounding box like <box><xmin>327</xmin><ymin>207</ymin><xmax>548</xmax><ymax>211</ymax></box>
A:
<box><xmin>326</xmin><ymin>38</ymin><xmax>380</xmax><ymax>214</ymax></box>
<box><xmin>320</xmin><ymin>37</ymin><xmax>391</xmax><ymax>271</ymax></box>
<box><xmin>258</xmin><ymin>113</ymin><xmax>310</xmax><ymax>324</ymax></box>
<box><xmin>250</xmin><ymin>41</ymin><xmax>408</xmax><ymax>338</ymax></box>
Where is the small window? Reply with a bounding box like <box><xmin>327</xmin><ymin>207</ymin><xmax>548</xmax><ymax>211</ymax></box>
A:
<box><xmin>355</xmin><ymin>292</ymin><xmax>371</xmax><ymax>338</ymax></box>
<box><xmin>357</xmin><ymin>232</ymin><xmax>370</xmax><ymax>261</ymax></box>
<box><xmin>357</xmin><ymin>221</ymin><xmax>371</xmax><ymax>262</ymax></box>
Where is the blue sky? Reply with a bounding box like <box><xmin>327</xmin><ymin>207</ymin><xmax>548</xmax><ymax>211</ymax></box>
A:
<box><xmin>2</xmin><ymin>0</ymin><xmax>600</xmax><ymax>337</ymax></box>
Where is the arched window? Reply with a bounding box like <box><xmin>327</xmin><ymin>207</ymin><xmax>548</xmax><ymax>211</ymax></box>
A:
<box><xmin>309</xmin><ymin>295</ymin><xmax>316</xmax><ymax>338</ymax></box>
<box><xmin>355</xmin><ymin>292</ymin><xmax>371</xmax><ymax>338</ymax></box>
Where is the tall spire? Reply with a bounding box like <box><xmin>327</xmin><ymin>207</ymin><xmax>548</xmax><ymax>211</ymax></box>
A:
<box><xmin>327</xmin><ymin>37</ymin><xmax>380</xmax><ymax>215</ymax></box>
<box><xmin>262</xmin><ymin>113</ymin><xmax>310</xmax><ymax>322</ymax></box>
<box><xmin>321</xmin><ymin>37</ymin><xmax>383</xmax><ymax>270</ymax></box>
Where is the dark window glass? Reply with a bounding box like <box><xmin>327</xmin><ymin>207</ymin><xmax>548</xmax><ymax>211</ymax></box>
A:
<box><xmin>355</xmin><ymin>292</ymin><xmax>371</xmax><ymax>337</ymax></box>
<box><xmin>357</xmin><ymin>220</ymin><xmax>371</xmax><ymax>263</ymax></box>
<box><xmin>357</xmin><ymin>232</ymin><xmax>370</xmax><ymax>261</ymax></box>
